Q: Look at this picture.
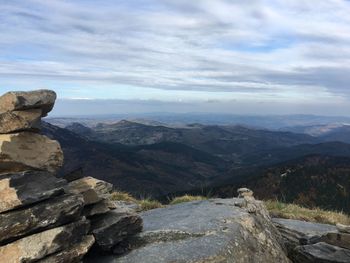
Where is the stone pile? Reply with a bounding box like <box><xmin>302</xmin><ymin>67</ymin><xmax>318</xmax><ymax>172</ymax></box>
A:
<box><xmin>0</xmin><ymin>89</ymin><xmax>142</xmax><ymax>262</ymax></box>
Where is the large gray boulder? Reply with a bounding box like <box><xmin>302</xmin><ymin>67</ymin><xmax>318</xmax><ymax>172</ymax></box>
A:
<box><xmin>0</xmin><ymin>132</ymin><xmax>63</xmax><ymax>173</ymax></box>
<box><xmin>0</xmin><ymin>194</ymin><xmax>84</xmax><ymax>244</ymax></box>
<box><xmin>0</xmin><ymin>171</ymin><xmax>66</xmax><ymax>213</ymax></box>
<box><xmin>0</xmin><ymin>109</ymin><xmax>42</xmax><ymax>134</ymax></box>
<box><xmin>0</xmin><ymin>219</ymin><xmax>90</xmax><ymax>263</ymax></box>
<box><xmin>86</xmin><ymin>199</ymin><xmax>289</xmax><ymax>263</ymax></box>
<box><xmin>0</xmin><ymin>89</ymin><xmax>56</xmax><ymax>116</ymax></box>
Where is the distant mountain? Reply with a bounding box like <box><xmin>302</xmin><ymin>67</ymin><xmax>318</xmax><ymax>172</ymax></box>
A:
<box><xmin>42</xmin><ymin>122</ymin><xmax>230</xmax><ymax>197</ymax></box>
<box><xmin>68</xmin><ymin>120</ymin><xmax>318</xmax><ymax>162</ymax></box>
<box><xmin>217</xmin><ymin>155</ymin><xmax>350</xmax><ymax>213</ymax></box>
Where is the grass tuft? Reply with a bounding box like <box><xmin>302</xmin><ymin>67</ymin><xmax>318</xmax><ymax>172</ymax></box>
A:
<box><xmin>138</xmin><ymin>199</ymin><xmax>164</xmax><ymax>211</ymax></box>
<box><xmin>110</xmin><ymin>191</ymin><xmax>138</xmax><ymax>203</ymax></box>
<box><xmin>170</xmin><ymin>195</ymin><xmax>207</xmax><ymax>205</ymax></box>
<box><xmin>265</xmin><ymin>200</ymin><xmax>350</xmax><ymax>225</ymax></box>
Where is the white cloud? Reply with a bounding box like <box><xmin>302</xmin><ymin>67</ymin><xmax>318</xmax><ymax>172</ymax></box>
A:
<box><xmin>1</xmin><ymin>0</ymin><xmax>350</xmax><ymax>107</ymax></box>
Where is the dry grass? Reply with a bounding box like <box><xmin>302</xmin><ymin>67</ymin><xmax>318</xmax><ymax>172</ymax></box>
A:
<box><xmin>110</xmin><ymin>191</ymin><xmax>163</xmax><ymax>211</ymax></box>
<box><xmin>170</xmin><ymin>195</ymin><xmax>207</xmax><ymax>205</ymax></box>
<box><xmin>138</xmin><ymin>199</ymin><xmax>164</xmax><ymax>211</ymax></box>
<box><xmin>110</xmin><ymin>191</ymin><xmax>138</xmax><ymax>203</ymax></box>
<box><xmin>265</xmin><ymin>200</ymin><xmax>350</xmax><ymax>225</ymax></box>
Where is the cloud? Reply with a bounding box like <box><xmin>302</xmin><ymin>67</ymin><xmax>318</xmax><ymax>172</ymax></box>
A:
<box><xmin>1</xmin><ymin>0</ymin><xmax>350</xmax><ymax>107</ymax></box>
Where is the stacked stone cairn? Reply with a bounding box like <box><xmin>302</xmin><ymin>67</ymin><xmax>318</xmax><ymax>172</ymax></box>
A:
<box><xmin>0</xmin><ymin>90</ymin><xmax>143</xmax><ymax>262</ymax></box>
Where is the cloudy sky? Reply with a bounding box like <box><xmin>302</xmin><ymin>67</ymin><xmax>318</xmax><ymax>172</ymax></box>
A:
<box><xmin>1</xmin><ymin>0</ymin><xmax>350</xmax><ymax>116</ymax></box>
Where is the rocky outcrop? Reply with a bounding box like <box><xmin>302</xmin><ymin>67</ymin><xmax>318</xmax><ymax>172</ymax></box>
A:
<box><xmin>0</xmin><ymin>89</ymin><xmax>56</xmax><ymax>116</ymax></box>
<box><xmin>273</xmin><ymin>218</ymin><xmax>350</xmax><ymax>262</ymax></box>
<box><xmin>87</xmin><ymin>198</ymin><xmax>289</xmax><ymax>263</ymax></box>
<box><xmin>0</xmin><ymin>109</ymin><xmax>42</xmax><ymax>133</ymax></box>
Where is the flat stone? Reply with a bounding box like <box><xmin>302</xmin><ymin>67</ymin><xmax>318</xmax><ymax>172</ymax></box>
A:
<box><xmin>0</xmin><ymin>194</ymin><xmax>84</xmax><ymax>245</ymax></box>
<box><xmin>38</xmin><ymin>235</ymin><xmax>95</xmax><ymax>263</ymax></box>
<box><xmin>0</xmin><ymin>219</ymin><xmax>90</xmax><ymax>263</ymax></box>
<box><xmin>86</xmin><ymin>199</ymin><xmax>289</xmax><ymax>263</ymax></box>
<box><xmin>0</xmin><ymin>171</ymin><xmax>66</xmax><ymax>213</ymax></box>
<box><xmin>90</xmin><ymin>210</ymin><xmax>143</xmax><ymax>252</ymax></box>
<box><xmin>0</xmin><ymin>109</ymin><xmax>42</xmax><ymax>134</ymax></box>
<box><xmin>337</xmin><ymin>223</ymin><xmax>350</xmax><ymax>234</ymax></box>
<box><xmin>67</xmin><ymin>177</ymin><xmax>113</xmax><ymax>205</ymax></box>
<box><xmin>319</xmin><ymin>232</ymin><xmax>350</xmax><ymax>250</ymax></box>
<box><xmin>292</xmin><ymin>242</ymin><xmax>350</xmax><ymax>263</ymax></box>
<box><xmin>0</xmin><ymin>90</ymin><xmax>56</xmax><ymax>116</ymax></box>
<box><xmin>83</xmin><ymin>199</ymin><xmax>111</xmax><ymax>218</ymax></box>
<box><xmin>0</xmin><ymin>132</ymin><xmax>63</xmax><ymax>173</ymax></box>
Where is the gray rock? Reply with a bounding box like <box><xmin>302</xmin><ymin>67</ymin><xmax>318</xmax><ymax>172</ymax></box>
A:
<box><xmin>83</xmin><ymin>199</ymin><xmax>111</xmax><ymax>218</ymax></box>
<box><xmin>0</xmin><ymin>194</ymin><xmax>84</xmax><ymax>245</ymax></box>
<box><xmin>273</xmin><ymin>218</ymin><xmax>337</xmax><ymax>251</ymax></box>
<box><xmin>337</xmin><ymin>223</ymin><xmax>350</xmax><ymax>234</ymax></box>
<box><xmin>0</xmin><ymin>219</ymin><xmax>90</xmax><ymax>263</ymax></box>
<box><xmin>291</xmin><ymin>242</ymin><xmax>350</xmax><ymax>263</ymax></box>
<box><xmin>318</xmin><ymin>232</ymin><xmax>350</xmax><ymax>250</ymax></box>
<box><xmin>86</xmin><ymin>199</ymin><xmax>289</xmax><ymax>263</ymax></box>
<box><xmin>90</xmin><ymin>210</ymin><xmax>143</xmax><ymax>252</ymax></box>
<box><xmin>38</xmin><ymin>235</ymin><xmax>95</xmax><ymax>263</ymax></box>
<box><xmin>0</xmin><ymin>89</ymin><xmax>56</xmax><ymax>116</ymax></box>
<box><xmin>0</xmin><ymin>109</ymin><xmax>42</xmax><ymax>134</ymax></box>
<box><xmin>0</xmin><ymin>171</ymin><xmax>66</xmax><ymax>213</ymax></box>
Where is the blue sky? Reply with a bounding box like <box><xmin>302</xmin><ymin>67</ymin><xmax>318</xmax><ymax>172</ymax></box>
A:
<box><xmin>1</xmin><ymin>0</ymin><xmax>350</xmax><ymax>115</ymax></box>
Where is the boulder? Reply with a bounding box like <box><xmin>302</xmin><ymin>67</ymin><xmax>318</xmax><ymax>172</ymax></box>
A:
<box><xmin>0</xmin><ymin>219</ymin><xmax>90</xmax><ymax>263</ymax></box>
<box><xmin>0</xmin><ymin>194</ymin><xmax>84</xmax><ymax>244</ymax></box>
<box><xmin>0</xmin><ymin>90</ymin><xmax>56</xmax><ymax>116</ymax></box>
<box><xmin>0</xmin><ymin>109</ymin><xmax>42</xmax><ymax>134</ymax></box>
<box><xmin>83</xmin><ymin>199</ymin><xmax>111</xmax><ymax>218</ymax></box>
<box><xmin>67</xmin><ymin>177</ymin><xmax>113</xmax><ymax>205</ymax></box>
<box><xmin>291</xmin><ymin>242</ymin><xmax>350</xmax><ymax>263</ymax></box>
<box><xmin>0</xmin><ymin>171</ymin><xmax>66</xmax><ymax>213</ymax></box>
<box><xmin>90</xmin><ymin>210</ymin><xmax>143</xmax><ymax>252</ymax></box>
<box><xmin>86</xmin><ymin>199</ymin><xmax>289</xmax><ymax>263</ymax></box>
<box><xmin>0</xmin><ymin>132</ymin><xmax>63</xmax><ymax>173</ymax></box>
<box><xmin>337</xmin><ymin>223</ymin><xmax>350</xmax><ymax>234</ymax></box>
<box><xmin>38</xmin><ymin>235</ymin><xmax>95</xmax><ymax>263</ymax></box>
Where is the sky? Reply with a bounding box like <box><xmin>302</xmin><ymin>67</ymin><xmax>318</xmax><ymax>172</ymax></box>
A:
<box><xmin>1</xmin><ymin>0</ymin><xmax>350</xmax><ymax>116</ymax></box>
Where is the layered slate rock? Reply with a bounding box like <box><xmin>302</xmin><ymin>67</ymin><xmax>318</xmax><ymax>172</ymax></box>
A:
<box><xmin>0</xmin><ymin>171</ymin><xmax>66</xmax><ymax>213</ymax></box>
<box><xmin>337</xmin><ymin>223</ymin><xmax>350</xmax><ymax>234</ymax></box>
<box><xmin>0</xmin><ymin>109</ymin><xmax>42</xmax><ymax>134</ymax></box>
<box><xmin>0</xmin><ymin>89</ymin><xmax>56</xmax><ymax>116</ymax></box>
<box><xmin>0</xmin><ymin>219</ymin><xmax>90</xmax><ymax>263</ymax></box>
<box><xmin>83</xmin><ymin>199</ymin><xmax>112</xmax><ymax>218</ymax></box>
<box><xmin>90</xmin><ymin>210</ymin><xmax>143</xmax><ymax>252</ymax></box>
<box><xmin>67</xmin><ymin>177</ymin><xmax>113</xmax><ymax>205</ymax></box>
<box><xmin>0</xmin><ymin>194</ymin><xmax>84</xmax><ymax>244</ymax></box>
<box><xmin>87</xmin><ymin>199</ymin><xmax>289</xmax><ymax>263</ymax></box>
<box><xmin>0</xmin><ymin>132</ymin><xmax>63</xmax><ymax>173</ymax></box>
<box><xmin>38</xmin><ymin>235</ymin><xmax>95</xmax><ymax>263</ymax></box>
<box><xmin>318</xmin><ymin>232</ymin><xmax>350</xmax><ymax>250</ymax></box>
<box><xmin>292</xmin><ymin>242</ymin><xmax>350</xmax><ymax>263</ymax></box>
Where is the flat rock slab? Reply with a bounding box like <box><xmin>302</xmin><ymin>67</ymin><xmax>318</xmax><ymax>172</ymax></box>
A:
<box><xmin>0</xmin><ymin>132</ymin><xmax>63</xmax><ymax>173</ymax></box>
<box><xmin>273</xmin><ymin>218</ymin><xmax>337</xmax><ymax>237</ymax></box>
<box><xmin>0</xmin><ymin>219</ymin><xmax>90</xmax><ymax>263</ymax></box>
<box><xmin>83</xmin><ymin>199</ymin><xmax>111</xmax><ymax>218</ymax></box>
<box><xmin>0</xmin><ymin>171</ymin><xmax>66</xmax><ymax>213</ymax></box>
<box><xmin>67</xmin><ymin>177</ymin><xmax>113</xmax><ymax>205</ymax></box>
<box><xmin>38</xmin><ymin>235</ymin><xmax>95</xmax><ymax>263</ymax></box>
<box><xmin>0</xmin><ymin>194</ymin><xmax>84</xmax><ymax>245</ymax></box>
<box><xmin>86</xmin><ymin>199</ymin><xmax>289</xmax><ymax>263</ymax></box>
<box><xmin>90</xmin><ymin>210</ymin><xmax>143</xmax><ymax>251</ymax></box>
<box><xmin>0</xmin><ymin>90</ymin><xmax>56</xmax><ymax>116</ymax></box>
<box><xmin>0</xmin><ymin>109</ymin><xmax>42</xmax><ymax>134</ymax></box>
<box><xmin>292</xmin><ymin>242</ymin><xmax>350</xmax><ymax>263</ymax></box>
